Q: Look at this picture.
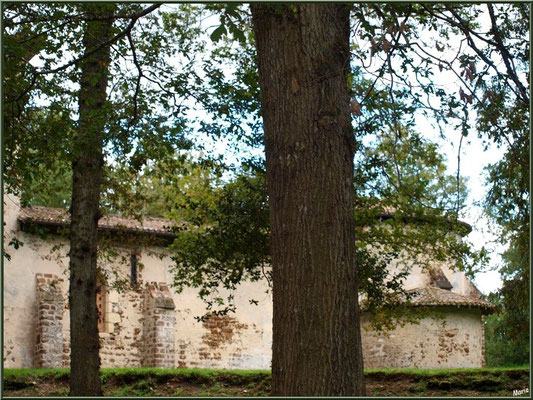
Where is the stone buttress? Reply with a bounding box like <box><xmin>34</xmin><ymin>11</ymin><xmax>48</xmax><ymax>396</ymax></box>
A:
<box><xmin>35</xmin><ymin>273</ymin><xmax>65</xmax><ymax>368</ymax></box>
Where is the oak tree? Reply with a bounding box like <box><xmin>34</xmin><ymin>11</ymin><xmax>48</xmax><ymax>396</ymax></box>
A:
<box><xmin>250</xmin><ymin>4</ymin><xmax>365</xmax><ymax>395</ymax></box>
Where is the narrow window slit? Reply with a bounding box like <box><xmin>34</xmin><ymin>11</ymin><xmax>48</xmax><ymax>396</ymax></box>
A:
<box><xmin>131</xmin><ymin>254</ymin><xmax>137</xmax><ymax>286</ymax></box>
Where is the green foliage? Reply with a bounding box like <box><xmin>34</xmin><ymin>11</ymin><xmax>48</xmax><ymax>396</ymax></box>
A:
<box><xmin>477</xmin><ymin>4</ymin><xmax>530</xmax><ymax>366</ymax></box>
<box><xmin>4</xmin><ymin>2</ymin><xmax>526</xmax><ymax>339</ymax></box>
<box><xmin>481</xmin><ymin>43</ymin><xmax>529</xmax><ymax>367</ymax></box>
<box><xmin>485</xmin><ymin>153</ymin><xmax>529</xmax><ymax>237</ymax></box>
<box><xmin>350</xmin><ymin>4</ymin><xmax>528</xmax><ymax>134</ymax></box>
<box><xmin>349</xmin><ymin>4</ymin><xmax>529</xmax><ymax>336</ymax></box>
<box><xmin>20</xmin><ymin>156</ymin><xmax>72</xmax><ymax>208</ymax></box>
<box><xmin>169</xmin><ymin>168</ymin><xmax>270</xmax><ymax>316</ymax></box>
<box><xmin>3</xmin><ymin>4</ymin><xmax>201</xmax><ymax>205</ymax></box>
<box><xmin>485</xmin><ymin>312</ymin><xmax>529</xmax><ymax>367</ymax></box>
<box><xmin>2</xmin><ymin>4</ymin><xmax>214</xmax><ymax>304</ymax></box>
<box><xmin>355</xmin><ymin>128</ymin><xmax>468</xmax><ymax>211</ymax></box>
<box><xmin>100</xmin><ymin>155</ymin><xmax>223</xmax><ymax>218</ymax></box>
<box><xmin>195</xmin><ymin>18</ymin><xmax>262</xmax><ymax>157</ymax></box>
<box><xmin>166</xmin><ymin>6</ymin><xmax>501</xmax><ymax>328</ymax></box>
<box><xmin>353</xmin><ymin>127</ymin><xmax>487</xmax><ymax>278</ymax></box>
<box><xmin>485</xmin><ymin>265</ymin><xmax>530</xmax><ymax>367</ymax></box>
<box><xmin>206</xmin><ymin>3</ymin><xmax>248</xmax><ymax>44</ymax></box>
<box><xmin>484</xmin><ymin>166</ymin><xmax>529</xmax><ymax>369</ymax></box>
<box><xmin>167</xmin><ymin>128</ymin><xmax>484</xmax><ymax>329</ymax></box>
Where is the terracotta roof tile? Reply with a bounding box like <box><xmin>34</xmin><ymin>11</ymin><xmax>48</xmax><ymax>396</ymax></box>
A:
<box><xmin>407</xmin><ymin>286</ymin><xmax>495</xmax><ymax>313</ymax></box>
<box><xmin>18</xmin><ymin>206</ymin><xmax>177</xmax><ymax>237</ymax></box>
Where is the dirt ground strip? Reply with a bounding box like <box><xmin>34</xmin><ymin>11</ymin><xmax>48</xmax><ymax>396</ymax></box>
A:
<box><xmin>3</xmin><ymin>368</ymin><xmax>530</xmax><ymax>397</ymax></box>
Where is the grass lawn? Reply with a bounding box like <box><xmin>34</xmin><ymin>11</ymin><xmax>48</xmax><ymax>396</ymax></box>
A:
<box><xmin>3</xmin><ymin>365</ymin><xmax>530</xmax><ymax>397</ymax></box>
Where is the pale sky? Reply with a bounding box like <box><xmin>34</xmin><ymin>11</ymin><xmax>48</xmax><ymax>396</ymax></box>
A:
<box><xmin>420</xmin><ymin>120</ymin><xmax>506</xmax><ymax>294</ymax></box>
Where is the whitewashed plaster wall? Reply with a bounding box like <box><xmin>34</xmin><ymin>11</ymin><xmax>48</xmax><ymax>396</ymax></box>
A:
<box><xmin>3</xmin><ymin>194</ymin><xmax>273</xmax><ymax>369</ymax></box>
<box><xmin>3</xmin><ymin>193</ymin><xmax>483</xmax><ymax>370</ymax></box>
<box><xmin>361</xmin><ymin>309</ymin><xmax>485</xmax><ymax>369</ymax></box>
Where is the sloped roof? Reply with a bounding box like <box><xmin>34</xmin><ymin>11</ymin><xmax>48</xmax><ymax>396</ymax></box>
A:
<box><xmin>407</xmin><ymin>286</ymin><xmax>495</xmax><ymax>314</ymax></box>
<box><xmin>18</xmin><ymin>206</ymin><xmax>177</xmax><ymax>237</ymax></box>
<box><xmin>358</xmin><ymin>203</ymin><xmax>473</xmax><ymax>235</ymax></box>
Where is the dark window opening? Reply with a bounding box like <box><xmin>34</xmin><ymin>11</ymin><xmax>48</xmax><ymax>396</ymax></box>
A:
<box><xmin>131</xmin><ymin>254</ymin><xmax>137</xmax><ymax>286</ymax></box>
<box><xmin>96</xmin><ymin>285</ymin><xmax>106</xmax><ymax>332</ymax></box>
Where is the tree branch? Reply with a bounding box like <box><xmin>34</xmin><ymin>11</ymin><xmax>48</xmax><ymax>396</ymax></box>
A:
<box><xmin>43</xmin><ymin>4</ymin><xmax>161</xmax><ymax>76</ymax></box>
<box><xmin>423</xmin><ymin>4</ymin><xmax>528</xmax><ymax>105</ymax></box>
<box><xmin>5</xmin><ymin>3</ymin><xmax>161</xmax><ymax>104</ymax></box>
<box><xmin>126</xmin><ymin>30</ymin><xmax>143</xmax><ymax>128</ymax></box>
<box><xmin>486</xmin><ymin>4</ymin><xmax>529</xmax><ymax>104</ymax></box>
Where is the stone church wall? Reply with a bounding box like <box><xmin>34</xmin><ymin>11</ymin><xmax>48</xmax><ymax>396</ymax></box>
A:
<box><xmin>3</xmin><ymin>194</ymin><xmax>485</xmax><ymax>370</ymax></box>
<box><xmin>3</xmin><ymin>196</ymin><xmax>273</xmax><ymax>369</ymax></box>
<box><xmin>361</xmin><ymin>308</ymin><xmax>485</xmax><ymax>369</ymax></box>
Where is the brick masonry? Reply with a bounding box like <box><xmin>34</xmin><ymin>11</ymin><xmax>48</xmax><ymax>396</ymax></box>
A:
<box><xmin>99</xmin><ymin>289</ymin><xmax>144</xmax><ymax>367</ymax></box>
<box><xmin>35</xmin><ymin>273</ymin><xmax>64</xmax><ymax>368</ymax></box>
<box><xmin>142</xmin><ymin>282</ymin><xmax>176</xmax><ymax>368</ymax></box>
<box><xmin>32</xmin><ymin>274</ymin><xmax>179</xmax><ymax>370</ymax></box>
<box><xmin>29</xmin><ymin>270</ymin><xmax>486</xmax><ymax>371</ymax></box>
<box><xmin>58</xmin><ymin>286</ymin><xmax>145</xmax><ymax>369</ymax></box>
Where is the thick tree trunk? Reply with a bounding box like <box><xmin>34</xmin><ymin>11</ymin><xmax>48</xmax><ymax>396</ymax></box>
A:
<box><xmin>251</xmin><ymin>4</ymin><xmax>366</xmax><ymax>396</ymax></box>
<box><xmin>69</xmin><ymin>5</ymin><xmax>113</xmax><ymax>396</ymax></box>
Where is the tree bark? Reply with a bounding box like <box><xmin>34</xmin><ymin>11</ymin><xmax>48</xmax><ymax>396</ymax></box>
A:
<box><xmin>251</xmin><ymin>4</ymin><xmax>366</xmax><ymax>396</ymax></box>
<box><xmin>69</xmin><ymin>5</ymin><xmax>113</xmax><ymax>396</ymax></box>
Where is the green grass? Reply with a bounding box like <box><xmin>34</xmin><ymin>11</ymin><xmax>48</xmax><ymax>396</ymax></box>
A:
<box><xmin>5</xmin><ymin>365</ymin><xmax>528</xmax><ymax>381</ymax></box>
<box><xmin>5</xmin><ymin>365</ymin><xmax>528</xmax><ymax>378</ymax></box>
<box><xmin>109</xmin><ymin>378</ymin><xmax>155</xmax><ymax>397</ymax></box>
<box><xmin>365</xmin><ymin>365</ymin><xmax>529</xmax><ymax>376</ymax></box>
<box><xmin>4</xmin><ymin>367</ymin><xmax>269</xmax><ymax>380</ymax></box>
<box><xmin>101</xmin><ymin>367</ymin><xmax>269</xmax><ymax>377</ymax></box>
<box><xmin>4</xmin><ymin>366</ymin><xmax>528</xmax><ymax>397</ymax></box>
<box><xmin>3</xmin><ymin>368</ymin><xmax>70</xmax><ymax>379</ymax></box>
